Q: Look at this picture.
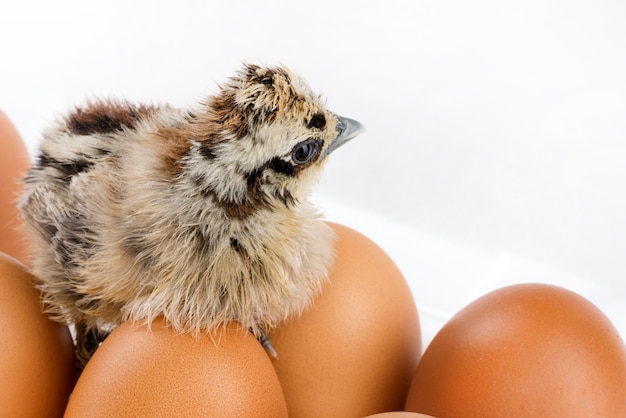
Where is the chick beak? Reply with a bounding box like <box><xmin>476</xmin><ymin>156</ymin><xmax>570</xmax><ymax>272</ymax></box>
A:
<box><xmin>323</xmin><ymin>116</ymin><xmax>366</xmax><ymax>156</ymax></box>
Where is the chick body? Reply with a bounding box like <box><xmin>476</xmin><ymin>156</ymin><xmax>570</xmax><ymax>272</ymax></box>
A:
<box><xmin>19</xmin><ymin>64</ymin><xmax>364</xmax><ymax>368</ymax></box>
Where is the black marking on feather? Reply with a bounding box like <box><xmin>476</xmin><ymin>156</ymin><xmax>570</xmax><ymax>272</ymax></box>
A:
<box><xmin>209</xmin><ymin>93</ymin><xmax>249</xmax><ymax>140</ymax></box>
<box><xmin>191</xmin><ymin>171</ymin><xmax>268</xmax><ymax>219</ymax></box>
<box><xmin>254</xmin><ymin>70</ymin><xmax>275</xmax><ymax>87</ymax></box>
<box><xmin>247</xmin><ymin>64</ymin><xmax>291</xmax><ymax>86</ymax></box>
<box><xmin>198</xmin><ymin>142</ymin><xmax>217</xmax><ymax>160</ymax></box>
<box><xmin>307</xmin><ymin>113</ymin><xmax>326</xmax><ymax>130</ymax></box>
<box><xmin>41</xmin><ymin>222</ymin><xmax>59</xmax><ymax>241</ymax></box>
<box><xmin>38</xmin><ymin>152</ymin><xmax>94</xmax><ymax>180</ymax></box>
<box><xmin>245</xmin><ymin>167</ymin><xmax>264</xmax><ymax>190</ymax></box>
<box><xmin>274</xmin><ymin>189</ymin><xmax>297</xmax><ymax>208</ymax></box>
<box><xmin>268</xmin><ymin>157</ymin><xmax>295</xmax><ymax>177</ymax></box>
<box><xmin>191</xmin><ymin>173</ymin><xmax>215</xmax><ymax>200</ymax></box>
<box><xmin>66</xmin><ymin>101</ymin><xmax>156</xmax><ymax>135</ymax></box>
<box><xmin>249</xmin><ymin>103</ymin><xmax>278</xmax><ymax>127</ymax></box>
<box><xmin>230</xmin><ymin>237</ymin><xmax>246</xmax><ymax>255</ymax></box>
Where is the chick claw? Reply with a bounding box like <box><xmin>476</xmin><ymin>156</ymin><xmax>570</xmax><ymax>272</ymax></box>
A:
<box><xmin>257</xmin><ymin>328</ymin><xmax>279</xmax><ymax>359</ymax></box>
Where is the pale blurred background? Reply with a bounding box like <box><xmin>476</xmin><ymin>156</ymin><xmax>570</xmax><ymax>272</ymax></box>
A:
<box><xmin>1</xmin><ymin>0</ymin><xmax>625</xmax><ymax>347</ymax></box>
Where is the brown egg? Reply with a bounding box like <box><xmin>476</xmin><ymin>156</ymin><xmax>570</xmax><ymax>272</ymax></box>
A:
<box><xmin>364</xmin><ymin>412</ymin><xmax>436</xmax><ymax>418</ymax></box>
<box><xmin>268</xmin><ymin>222</ymin><xmax>422</xmax><ymax>417</ymax></box>
<box><xmin>65</xmin><ymin>319</ymin><xmax>288</xmax><ymax>417</ymax></box>
<box><xmin>0</xmin><ymin>109</ymin><xmax>31</xmax><ymax>265</ymax></box>
<box><xmin>0</xmin><ymin>252</ymin><xmax>76</xmax><ymax>417</ymax></box>
<box><xmin>405</xmin><ymin>283</ymin><xmax>626</xmax><ymax>417</ymax></box>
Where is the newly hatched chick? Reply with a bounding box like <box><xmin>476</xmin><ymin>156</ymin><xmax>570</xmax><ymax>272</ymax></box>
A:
<box><xmin>19</xmin><ymin>64</ymin><xmax>365</xmax><ymax>370</ymax></box>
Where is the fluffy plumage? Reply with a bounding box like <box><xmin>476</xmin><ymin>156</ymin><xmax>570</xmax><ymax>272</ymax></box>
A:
<box><xmin>19</xmin><ymin>64</ymin><xmax>365</xmax><ymax>369</ymax></box>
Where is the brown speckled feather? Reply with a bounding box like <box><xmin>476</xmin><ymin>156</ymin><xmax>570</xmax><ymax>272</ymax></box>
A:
<box><xmin>19</xmin><ymin>64</ymin><xmax>364</xmax><ymax>369</ymax></box>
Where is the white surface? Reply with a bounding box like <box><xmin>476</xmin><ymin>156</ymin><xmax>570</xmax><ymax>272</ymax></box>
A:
<box><xmin>2</xmin><ymin>0</ymin><xmax>625</xmax><ymax>349</ymax></box>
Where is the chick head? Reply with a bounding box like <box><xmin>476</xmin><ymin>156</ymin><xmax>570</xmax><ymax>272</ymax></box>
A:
<box><xmin>187</xmin><ymin>64</ymin><xmax>364</xmax><ymax>218</ymax></box>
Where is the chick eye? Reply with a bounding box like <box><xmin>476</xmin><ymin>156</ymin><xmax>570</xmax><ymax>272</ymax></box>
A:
<box><xmin>291</xmin><ymin>138</ymin><xmax>321</xmax><ymax>165</ymax></box>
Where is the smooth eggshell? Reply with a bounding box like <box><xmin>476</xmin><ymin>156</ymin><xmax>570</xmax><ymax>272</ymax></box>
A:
<box><xmin>65</xmin><ymin>319</ymin><xmax>288</xmax><ymax>417</ymax></box>
<box><xmin>405</xmin><ymin>283</ymin><xmax>626</xmax><ymax>417</ymax></box>
<box><xmin>269</xmin><ymin>222</ymin><xmax>422</xmax><ymax>417</ymax></box>
<box><xmin>0</xmin><ymin>252</ymin><xmax>76</xmax><ymax>417</ymax></box>
<box><xmin>0</xmin><ymin>109</ymin><xmax>31</xmax><ymax>265</ymax></box>
<box><xmin>364</xmin><ymin>413</ymin><xmax>436</xmax><ymax>418</ymax></box>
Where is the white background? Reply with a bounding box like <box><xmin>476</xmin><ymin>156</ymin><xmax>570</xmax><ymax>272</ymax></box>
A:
<box><xmin>2</xmin><ymin>0</ymin><xmax>625</xmax><ymax>347</ymax></box>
